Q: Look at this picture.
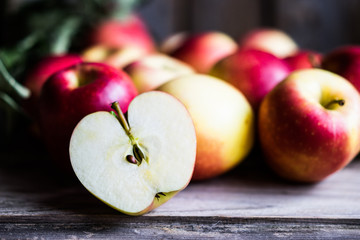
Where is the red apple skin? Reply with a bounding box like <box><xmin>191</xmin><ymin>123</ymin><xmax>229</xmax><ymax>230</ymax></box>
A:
<box><xmin>284</xmin><ymin>50</ymin><xmax>322</xmax><ymax>71</ymax></box>
<box><xmin>258</xmin><ymin>69</ymin><xmax>360</xmax><ymax>182</ymax></box>
<box><xmin>322</xmin><ymin>45</ymin><xmax>360</xmax><ymax>92</ymax></box>
<box><xmin>210</xmin><ymin>49</ymin><xmax>291</xmax><ymax>111</ymax></box>
<box><xmin>90</xmin><ymin>14</ymin><xmax>155</xmax><ymax>54</ymax></box>
<box><xmin>23</xmin><ymin>54</ymin><xmax>83</xmax><ymax>117</ymax></box>
<box><xmin>170</xmin><ymin>32</ymin><xmax>237</xmax><ymax>73</ymax></box>
<box><xmin>38</xmin><ymin>62</ymin><xmax>138</xmax><ymax>172</ymax></box>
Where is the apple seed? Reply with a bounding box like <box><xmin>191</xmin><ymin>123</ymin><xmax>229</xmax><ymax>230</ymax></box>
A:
<box><xmin>111</xmin><ymin>101</ymin><xmax>147</xmax><ymax>165</ymax></box>
<box><xmin>126</xmin><ymin>155</ymin><xmax>138</xmax><ymax>164</ymax></box>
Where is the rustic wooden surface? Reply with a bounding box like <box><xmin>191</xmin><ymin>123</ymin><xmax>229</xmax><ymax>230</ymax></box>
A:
<box><xmin>1</xmin><ymin>148</ymin><xmax>360</xmax><ymax>239</ymax></box>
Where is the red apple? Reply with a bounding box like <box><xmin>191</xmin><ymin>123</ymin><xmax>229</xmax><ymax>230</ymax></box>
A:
<box><xmin>38</xmin><ymin>62</ymin><xmax>138</xmax><ymax>172</ymax></box>
<box><xmin>210</xmin><ymin>49</ymin><xmax>291</xmax><ymax>111</ymax></box>
<box><xmin>90</xmin><ymin>14</ymin><xmax>155</xmax><ymax>54</ymax></box>
<box><xmin>259</xmin><ymin>69</ymin><xmax>360</xmax><ymax>182</ymax></box>
<box><xmin>239</xmin><ymin>28</ymin><xmax>298</xmax><ymax>58</ymax></box>
<box><xmin>321</xmin><ymin>45</ymin><xmax>360</xmax><ymax>93</ymax></box>
<box><xmin>170</xmin><ymin>31</ymin><xmax>237</xmax><ymax>73</ymax></box>
<box><xmin>23</xmin><ymin>54</ymin><xmax>83</xmax><ymax>117</ymax></box>
<box><xmin>284</xmin><ymin>50</ymin><xmax>322</xmax><ymax>71</ymax></box>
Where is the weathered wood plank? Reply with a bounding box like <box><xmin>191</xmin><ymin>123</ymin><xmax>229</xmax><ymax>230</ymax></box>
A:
<box><xmin>0</xmin><ymin>216</ymin><xmax>359</xmax><ymax>239</ymax></box>
<box><xmin>1</xmin><ymin>151</ymin><xmax>360</xmax><ymax>219</ymax></box>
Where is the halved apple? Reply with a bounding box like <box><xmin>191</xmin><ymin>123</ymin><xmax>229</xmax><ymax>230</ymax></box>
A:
<box><xmin>69</xmin><ymin>91</ymin><xmax>197</xmax><ymax>215</ymax></box>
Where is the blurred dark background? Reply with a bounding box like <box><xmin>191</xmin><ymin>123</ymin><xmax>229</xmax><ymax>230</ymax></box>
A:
<box><xmin>2</xmin><ymin>0</ymin><xmax>360</xmax><ymax>53</ymax></box>
<box><xmin>138</xmin><ymin>0</ymin><xmax>360</xmax><ymax>53</ymax></box>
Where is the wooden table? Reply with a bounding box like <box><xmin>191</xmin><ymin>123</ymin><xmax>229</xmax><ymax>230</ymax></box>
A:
<box><xmin>1</xmin><ymin>149</ymin><xmax>359</xmax><ymax>239</ymax></box>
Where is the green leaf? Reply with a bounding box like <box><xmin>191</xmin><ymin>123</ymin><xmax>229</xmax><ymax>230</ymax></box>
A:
<box><xmin>51</xmin><ymin>16</ymin><xmax>82</xmax><ymax>55</ymax></box>
<box><xmin>0</xmin><ymin>58</ymin><xmax>30</xmax><ymax>100</ymax></box>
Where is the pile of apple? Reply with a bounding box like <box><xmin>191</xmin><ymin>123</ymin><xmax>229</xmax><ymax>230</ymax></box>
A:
<box><xmin>22</xmin><ymin>14</ymin><xmax>360</xmax><ymax>215</ymax></box>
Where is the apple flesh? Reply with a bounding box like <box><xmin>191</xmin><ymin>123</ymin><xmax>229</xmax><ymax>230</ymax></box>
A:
<box><xmin>38</xmin><ymin>62</ymin><xmax>138</xmax><ymax>172</ymax></box>
<box><xmin>70</xmin><ymin>91</ymin><xmax>197</xmax><ymax>215</ymax></box>
<box><xmin>158</xmin><ymin>74</ymin><xmax>254</xmax><ymax>181</ymax></box>
<box><xmin>239</xmin><ymin>28</ymin><xmax>298</xmax><ymax>58</ymax></box>
<box><xmin>321</xmin><ymin>45</ymin><xmax>360</xmax><ymax>93</ymax></box>
<box><xmin>170</xmin><ymin>31</ymin><xmax>237</xmax><ymax>73</ymax></box>
<box><xmin>259</xmin><ymin>69</ymin><xmax>360</xmax><ymax>182</ymax></box>
<box><xmin>210</xmin><ymin>49</ymin><xmax>291</xmax><ymax>111</ymax></box>
<box><xmin>124</xmin><ymin>54</ymin><xmax>195</xmax><ymax>93</ymax></box>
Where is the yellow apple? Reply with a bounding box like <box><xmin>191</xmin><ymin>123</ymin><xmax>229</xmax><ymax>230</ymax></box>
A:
<box><xmin>124</xmin><ymin>53</ymin><xmax>195</xmax><ymax>93</ymax></box>
<box><xmin>82</xmin><ymin>45</ymin><xmax>150</xmax><ymax>69</ymax></box>
<box><xmin>240</xmin><ymin>28</ymin><xmax>298</xmax><ymax>58</ymax></box>
<box><xmin>158</xmin><ymin>74</ymin><xmax>255</xmax><ymax>180</ymax></box>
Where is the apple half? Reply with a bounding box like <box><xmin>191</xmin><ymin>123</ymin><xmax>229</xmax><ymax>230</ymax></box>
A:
<box><xmin>69</xmin><ymin>91</ymin><xmax>197</xmax><ymax>215</ymax></box>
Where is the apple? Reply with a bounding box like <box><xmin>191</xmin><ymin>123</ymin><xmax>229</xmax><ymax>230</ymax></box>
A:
<box><xmin>239</xmin><ymin>28</ymin><xmax>298</xmax><ymax>58</ymax></box>
<box><xmin>38</xmin><ymin>62</ymin><xmax>138</xmax><ymax>172</ymax></box>
<box><xmin>170</xmin><ymin>31</ymin><xmax>237</xmax><ymax>73</ymax></box>
<box><xmin>284</xmin><ymin>50</ymin><xmax>322</xmax><ymax>71</ymax></box>
<box><xmin>160</xmin><ymin>32</ymin><xmax>188</xmax><ymax>54</ymax></box>
<box><xmin>210</xmin><ymin>49</ymin><xmax>291</xmax><ymax>111</ymax></box>
<box><xmin>90</xmin><ymin>14</ymin><xmax>155</xmax><ymax>54</ymax></box>
<box><xmin>23</xmin><ymin>54</ymin><xmax>83</xmax><ymax>117</ymax></box>
<box><xmin>321</xmin><ymin>45</ymin><xmax>360</xmax><ymax>93</ymax></box>
<box><xmin>124</xmin><ymin>53</ymin><xmax>195</xmax><ymax>93</ymax></box>
<box><xmin>158</xmin><ymin>74</ymin><xmax>254</xmax><ymax>181</ymax></box>
<box><xmin>70</xmin><ymin>91</ymin><xmax>197</xmax><ymax>215</ymax></box>
<box><xmin>81</xmin><ymin>45</ymin><xmax>150</xmax><ymax>69</ymax></box>
<box><xmin>259</xmin><ymin>69</ymin><xmax>360</xmax><ymax>182</ymax></box>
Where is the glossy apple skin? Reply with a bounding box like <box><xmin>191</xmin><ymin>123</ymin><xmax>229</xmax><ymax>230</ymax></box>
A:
<box><xmin>259</xmin><ymin>69</ymin><xmax>360</xmax><ymax>182</ymax></box>
<box><xmin>170</xmin><ymin>32</ymin><xmax>237</xmax><ymax>73</ymax></box>
<box><xmin>90</xmin><ymin>14</ymin><xmax>155</xmax><ymax>54</ymax></box>
<box><xmin>210</xmin><ymin>49</ymin><xmax>291</xmax><ymax>111</ymax></box>
<box><xmin>23</xmin><ymin>54</ymin><xmax>83</xmax><ymax>117</ymax></box>
<box><xmin>284</xmin><ymin>50</ymin><xmax>322</xmax><ymax>71</ymax></box>
<box><xmin>322</xmin><ymin>45</ymin><xmax>360</xmax><ymax>93</ymax></box>
<box><xmin>239</xmin><ymin>28</ymin><xmax>298</xmax><ymax>58</ymax></box>
<box><xmin>38</xmin><ymin>62</ymin><xmax>138</xmax><ymax>172</ymax></box>
<box><xmin>158</xmin><ymin>74</ymin><xmax>254</xmax><ymax>181</ymax></box>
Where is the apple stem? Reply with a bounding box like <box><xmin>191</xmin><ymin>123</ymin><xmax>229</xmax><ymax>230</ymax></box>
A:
<box><xmin>111</xmin><ymin>102</ymin><xmax>131</xmax><ymax>135</ymax></box>
<box><xmin>111</xmin><ymin>101</ymin><xmax>147</xmax><ymax>166</ymax></box>
<box><xmin>325</xmin><ymin>99</ymin><xmax>345</xmax><ymax>109</ymax></box>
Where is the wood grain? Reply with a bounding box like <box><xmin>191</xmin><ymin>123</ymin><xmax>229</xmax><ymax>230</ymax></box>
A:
<box><xmin>0</xmin><ymin>150</ymin><xmax>360</xmax><ymax>238</ymax></box>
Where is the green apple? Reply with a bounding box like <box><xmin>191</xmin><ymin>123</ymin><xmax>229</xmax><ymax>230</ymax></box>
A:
<box><xmin>259</xmin><ymin>69</ymin><xmax>360</xmax><ymax>182</ymax></box>
<box><xmin>124</xmin><ymin>53</ymin><xmax>195</xmax><ymax>93</ymax></box>
<box><xmin>158</xmin><ymin>74</ymin><xmax>254</xmax><ymax>180</ymax></box>
<box><xmin>69</xmin><ymin>91</ymin><xmax>197</xmax><ymax>215</ymax></box>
